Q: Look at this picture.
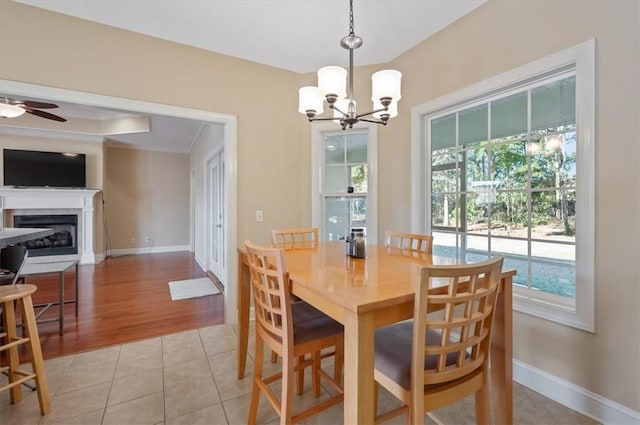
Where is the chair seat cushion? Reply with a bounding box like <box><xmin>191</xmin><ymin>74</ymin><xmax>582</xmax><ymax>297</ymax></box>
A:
<box><xmin>293</xmin><ymin>306</ymin><xmax>343</xmax><ymax>345</ymax></box>
<box><xmin>292</xmin><ymin>301</ymin><xmax>326</xmax><ymax>323</ymax></box>
<box><xmin>374</xmin><ymin>321</ymin><xmax>461</xmax><ymax>390</ymax></box>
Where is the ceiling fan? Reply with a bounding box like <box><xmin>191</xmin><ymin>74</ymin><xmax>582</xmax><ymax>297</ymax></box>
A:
<box><xmin>0</xmin><ymin>97</ymin><xmax>67</xmax><ymax>122</ymax></box>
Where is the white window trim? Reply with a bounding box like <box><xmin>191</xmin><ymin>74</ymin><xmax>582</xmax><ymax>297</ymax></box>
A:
<box><xmin>411</xmin><ymin>40</ymin><xmax>595</xmax><ymax>332</ymax></box>
<box><xmin>311</xmin><ymin>122</ymin><xmax>378</xmax><ymax>244</ymax></box>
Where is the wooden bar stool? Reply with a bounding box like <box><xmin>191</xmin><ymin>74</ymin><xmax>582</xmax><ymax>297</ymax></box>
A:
<box><xmin>0</xmin><ymin>284</ymin><xmax>51</xmax><ymax>415</ymax></box>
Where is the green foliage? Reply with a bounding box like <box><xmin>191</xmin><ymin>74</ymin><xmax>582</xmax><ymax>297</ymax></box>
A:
<box><xmin>351</xmin><ymin>165</ymin><xmax>366</xmax><ymax>189</ymax></box>
<box><xmin>432</xmin><ymin>130</ymin><xmax>577</xmax><ymax>236</ymax></box>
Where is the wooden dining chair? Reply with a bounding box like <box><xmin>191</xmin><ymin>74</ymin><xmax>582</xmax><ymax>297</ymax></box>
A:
<box><xmin>385</xmin><ymin>230</ymin><xmax>433</xmax><ymax>254</ymax></box>
<box><xmin>271</xmin><ymin>228</ymin><xmax>318</xmax><ymax>250</ymax></box>
<box><xmin>373</xmin><ymin>256</ymin><xmax>504</xmax><ymax>424</ymax></box>
<box><xmin>269</xmin><ymin>227</ymin><xmax>321</xmax><ymax>366</ymax></box>
<box><xmin>245</xmin><ymin>241</ymin><xmax>344</xmax><ymax>424</ymax></box>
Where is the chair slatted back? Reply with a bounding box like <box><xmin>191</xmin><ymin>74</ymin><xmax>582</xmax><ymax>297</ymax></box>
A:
<box><xmin>244</xmin><ymin>241</ymin><xmax>293</xmax><ymax>350</ymax></box>
<box><xmin>413</xmin><ymin>256</ymin><xmax>503</xmax><ymax>387</ymax></box>
<box><xmin>385</xmin><ymin>231</ymin><xmax>433</xmax><ymax>254</ymax></box>
<box><xmin>271</xmin><ymin>228</ymin><xmax>318</xmax><ymax>250</ymax></box>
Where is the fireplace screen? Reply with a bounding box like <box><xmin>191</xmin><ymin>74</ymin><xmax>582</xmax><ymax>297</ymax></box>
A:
<box><xmin>14</xmin><ymin>214</ymin><xmax>78</xmax><ymax>257</ymax></box>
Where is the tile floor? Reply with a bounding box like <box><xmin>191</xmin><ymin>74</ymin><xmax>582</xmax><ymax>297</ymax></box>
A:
<box><xmin>1</xmin><ymin>323</ymin><xmax>599</xmax><ymax>425</ymax></box>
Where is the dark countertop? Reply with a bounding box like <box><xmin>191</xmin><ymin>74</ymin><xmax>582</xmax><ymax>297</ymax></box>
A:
<box><xmin>0</xmin><ymin>227</ymin><xmax>55</xmax><ymax>248</ymax></box>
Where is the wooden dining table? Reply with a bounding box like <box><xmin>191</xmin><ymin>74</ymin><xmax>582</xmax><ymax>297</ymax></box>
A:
<box><xmin>237</xmin><ymin>241</ymin><xmax>515</xmax><ymax>424</ymax></box>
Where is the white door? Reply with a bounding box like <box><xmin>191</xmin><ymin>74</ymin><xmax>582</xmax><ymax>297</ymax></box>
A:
<box><xmin>208</xmin><ymin>150</ymin><xmax>225</xmax><ymax>284</ymax></box>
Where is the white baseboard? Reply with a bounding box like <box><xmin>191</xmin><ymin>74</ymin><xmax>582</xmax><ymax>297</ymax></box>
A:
<box><xmin>514</xmin><ymin>359</ymin><xmax>640</xmax><ymax>425</ymax></box>
<box><xmin>107</xmin><ymin>245</ymin><xmax>190</xmax><ymax>257</ymax></box>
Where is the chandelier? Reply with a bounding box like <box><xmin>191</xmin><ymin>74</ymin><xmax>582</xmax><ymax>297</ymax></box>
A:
<box><xmin>298</xmin><ymin>0</ymin><xmax>402</xmax><ymax>130</ymax></box>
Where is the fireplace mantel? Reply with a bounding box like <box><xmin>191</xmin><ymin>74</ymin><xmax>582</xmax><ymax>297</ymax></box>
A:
<box><xmin>0</xmin><ymin>187</ymin><xmax>100</xmax><ymax>264</ymax></box>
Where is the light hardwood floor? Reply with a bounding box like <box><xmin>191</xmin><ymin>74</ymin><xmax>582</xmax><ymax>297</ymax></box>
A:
<box><xmin>18</xmin><ymin>251</ymin><xmax>225</xmax><ymax>360</ymax></box>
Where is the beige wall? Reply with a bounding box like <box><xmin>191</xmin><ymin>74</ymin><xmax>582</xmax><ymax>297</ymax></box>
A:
<box><xmin>0</xmin><ymin>0</ymin><xmax>307</xmax><ymax>247</ymax></box>
<box><xmin>1</xmin><ymin>0</ymin><xmax>308</xmax><ymax>245</ymax></box>
<box><xmin>2</xmin><ymin>0</ymin><xmax>639</xmax><ymax>413</ymax></box>
<box><xmin>378</xmin><ymin>0</ymin><xmax>639</xmax><ymax>411</ymax></box>
<box><xmin>104</xmin><ymin>146</ymin><xmax>189</xmax><ymax>250</ymax></box>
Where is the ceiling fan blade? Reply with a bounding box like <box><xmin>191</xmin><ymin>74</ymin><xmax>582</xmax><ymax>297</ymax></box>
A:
<box><xmin>21</xmin><ymin>100</ymin><xmax>59</xmax><ymax>109</ymax></box>
<box><xmin>25</xmin><ymin>109</ymin><xmax>67</xmax><ymax>122</ymax></box>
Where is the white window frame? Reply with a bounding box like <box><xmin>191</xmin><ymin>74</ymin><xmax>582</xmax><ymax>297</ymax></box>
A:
<box><xmin>410</xmin><ymin>40</ymin><xmax>595</xmax><ymax>332</ymax></box>
<box><xmin>311</xmin><ymin>122</ymin><xmax>378</xmax><ymax>244</ymax></box>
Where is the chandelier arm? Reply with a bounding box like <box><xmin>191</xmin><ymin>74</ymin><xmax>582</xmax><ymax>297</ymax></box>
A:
<box><xmin>309</xmin><ymin>117</ymin><xmax>342</xmax><ymax>122</ymax></box>
<box><xmin>359</xmin><ymin>117</ymin><xmax>387</xmax><ymax>125</ymax></box>
<box><xmin>356</xmin><ymin>106</ymin><xmax>389</xmax><ymax>119</ymax></box>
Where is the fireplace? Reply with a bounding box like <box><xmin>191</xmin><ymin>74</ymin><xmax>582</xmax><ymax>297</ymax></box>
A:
<box><xmin>0</xmin><ymin>187</ymin><xmax>99</xmax><ymax>264</ymax></box>
<box><xmin>14</xmin><ymin>214</ymin><xmax>78</xmax><ymax>257</ymax></box>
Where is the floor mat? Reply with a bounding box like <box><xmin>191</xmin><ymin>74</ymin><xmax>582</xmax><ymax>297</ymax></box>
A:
<box><xmin>168</xmin><ymin>277</ymin><xmax>220</xmax><ymax>300</ymax></box>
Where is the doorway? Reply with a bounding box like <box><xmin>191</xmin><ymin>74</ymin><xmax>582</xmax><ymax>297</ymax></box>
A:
<box><xmin>0</xmin><ymin>79</ymin><xmax>239</xmax><ymax>325</ymax></box>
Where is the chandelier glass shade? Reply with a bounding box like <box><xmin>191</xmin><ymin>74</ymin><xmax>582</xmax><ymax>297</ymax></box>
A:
<box><xmin>298</xmin><ymin>0</ymin><xmax>402</xmax><ymax>130</ymax></box>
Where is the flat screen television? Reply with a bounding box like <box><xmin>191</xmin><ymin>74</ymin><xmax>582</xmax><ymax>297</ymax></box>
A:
<box><xmin>3</xmin><ymin>149</ymin><xmax>86</xmax><ymax>188</ymax></box>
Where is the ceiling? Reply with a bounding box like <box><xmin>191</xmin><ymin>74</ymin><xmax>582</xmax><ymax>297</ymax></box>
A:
<box><xmin>2</xmin><ymin>0</ymin><xmax>486</xmax><ymax>152</ymax></box>
<box><xmin>15</xmin><ymin>0</ymin><xmax>485</xmax><ymax>73</ymax></box>
<box><xmin>0</xmin><ymin>95</ymin><xmax>207</xmax><ymax>153</ymax></box>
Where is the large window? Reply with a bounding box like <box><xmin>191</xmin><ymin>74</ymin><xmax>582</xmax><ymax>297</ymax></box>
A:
<box><xmin>411</xmin><ymin>41</ymin><xmax>594</xmax><ymax>330</ymax></box>
<box><xmin>431</xmin><ymin>75</ymin><xmax>576</xmax><ymax>298</ymax></box>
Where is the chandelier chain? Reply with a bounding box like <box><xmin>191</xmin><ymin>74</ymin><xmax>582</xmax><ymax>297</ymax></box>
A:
<box><xmin>349</xmin><ymin>0</ymin><xmax>355</xmax><ymax>35</ymax></box>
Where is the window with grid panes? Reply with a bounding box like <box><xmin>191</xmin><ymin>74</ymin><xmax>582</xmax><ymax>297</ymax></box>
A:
<box><xmin>431</xmin><ymin>75</ymin><xmax>577</xmax><ymax>300</ymax></box>
<box><xmin>322</xmin><ymin>131</ymin><xmax>368</xmax><ymax>241</ymax></box>
<box><xmin>416</xmin><ymin>42</ymin><xmax>595</xmax><ymax>330</ymax></box>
